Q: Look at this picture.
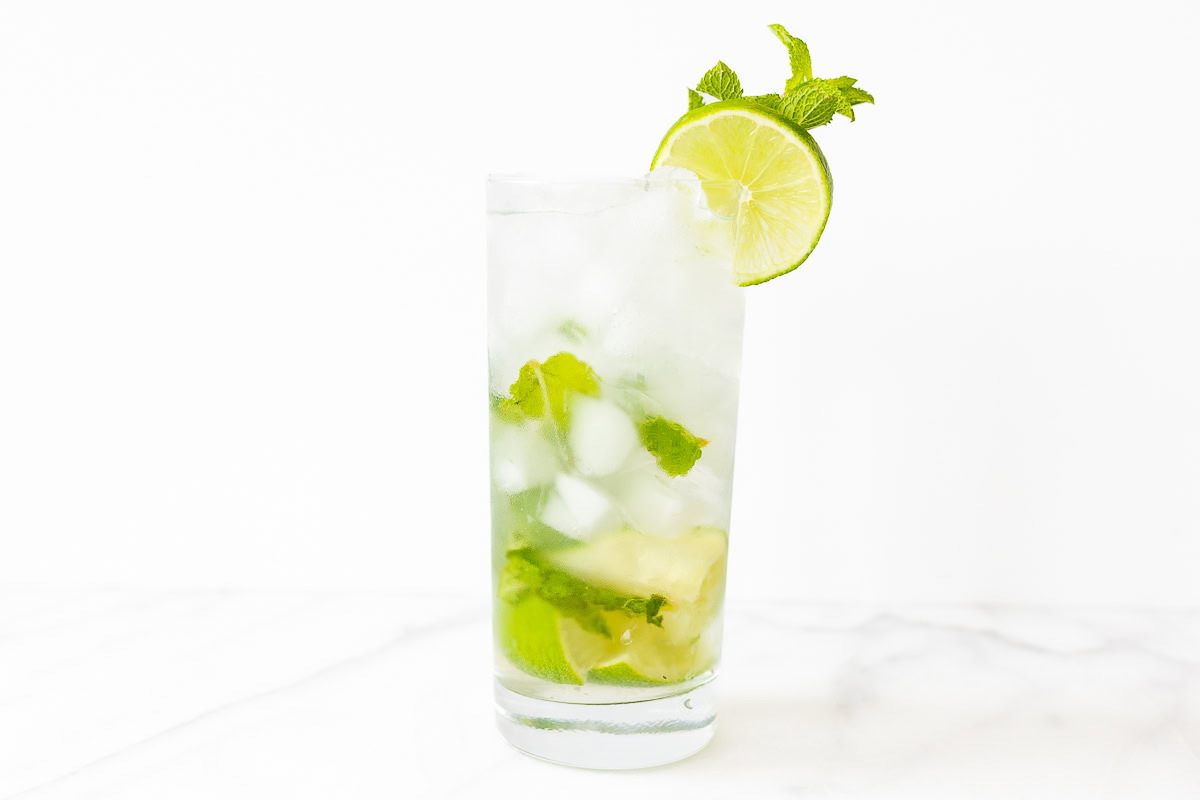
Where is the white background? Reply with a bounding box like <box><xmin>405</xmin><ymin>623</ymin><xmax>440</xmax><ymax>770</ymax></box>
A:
<box><xmin>1</xmin><ymin>0</ymin><xmax>1198</xmax><ymax>605</ymax></box>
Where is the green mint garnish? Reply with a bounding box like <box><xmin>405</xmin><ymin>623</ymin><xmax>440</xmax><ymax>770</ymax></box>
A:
<box><xmin>743</xmin><ymin>93</ymin><xmax>782</xmax><ymax>112</ymax></box>
<box><xmin>501</xmin><ymin>352</ymin><xmax>599</xmax><ymax>430</ymax></box>
<box><xmin>639</xmin><ymin>416</ymin><xmax>708</xmax><ymax>477</ymax></box>
<box><xmin>841</xmin><ymin>85</ymin><xmax>875</xmax><ymax>108</ymax></box>
<box><xmin>696</xmin><ymin>61</ymin><xmax>743</xmax><ymax>101</ymax></box>
<box><xmin>687</xmin><ymin>24</ymin><xmax>873</xmax><ymax>130</ymax></box>
<box><xmin>499</xmin><ymin>549</ymin><xmax>668</xmax><ymax>637</ymax></box>
<box><xmin>779</xmin><ymin>79</ymin><xmax>847</xmax><ymax>129</ymax></box>
<box><xmin>769</xmin><ymin>23</ymin><xmax>812</xmax><ymax>91</ymax></box>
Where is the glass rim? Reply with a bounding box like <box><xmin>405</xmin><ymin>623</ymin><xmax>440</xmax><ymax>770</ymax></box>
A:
<box><xmin>486</xmin><ymin>171</ymin><xmax>711</xmax><ymax>215</ymax></box>
<box><xmin>486</xmin><ymin>173</ymin><xmax>663</xmax><ymax>187</ymax></box>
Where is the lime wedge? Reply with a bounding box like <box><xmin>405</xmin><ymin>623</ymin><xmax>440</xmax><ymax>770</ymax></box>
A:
<box><xmin>543</xmin><ymin>527</ymin><xmax>728</xmax><ymax>606</ymax></box>
<box><xmin>589</xmin><ymin>661</ymin><xmax>680</xmax><ymax>686</ymax></box>
<box><xmin>651</xmin><ymin>100</ymin><xmax>833</xmax><ymax>285</ymax></box>
<box><xmin>497</xmin><ymin>594</ymin><xmax>614</xmax><ymax>685</ymax></box>
<box><xmin>589</xmin><ymin>640</ymin><xmax>707</xmax><ymax>685</ymax></box>
<box><xmin>589</xmin><ymin>613</ymin><xmax>720</xmax><ymax>686</ymax></box>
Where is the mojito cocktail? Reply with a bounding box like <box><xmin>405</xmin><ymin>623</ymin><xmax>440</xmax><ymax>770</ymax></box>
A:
<box><xmin>489</xmin><ymin>173</ymin><xmax>741</xmax><ymax>766</ymax></box>
<box><xmin>487</xmin><ymin>24</ymin><xmax>872</xmax><ymax>768</ymax></box>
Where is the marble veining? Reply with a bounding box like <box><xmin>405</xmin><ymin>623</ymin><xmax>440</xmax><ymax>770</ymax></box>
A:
<box><xmin>2</xmin><ymin>591</ymin><xmax>1199</xmax><ymax>799</ymax></box>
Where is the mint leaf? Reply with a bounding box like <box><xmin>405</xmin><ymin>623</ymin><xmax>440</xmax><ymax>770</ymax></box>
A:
<box><xmin>501</xmin><ymin>352</ymin><xmax>600</xmax><ymax>429</ymax></box>
<box><xmin>500</xmin><ymin>549</ymin><xmax>669</xmax><ymax>637</ymax></box>
<box><xmin>778</xmin><ymin>81</ymin><xmax>841</xmax><ymax>129</ymax></box>
<box><xmin>830</xmin><ymin>77</ymin><xmax>868</xmax><ymax>121</ymax></box>
<box><xmin>639</xmin><ymin>416</ymin><xmax>707</xmax><ymax>476</ymax></box>
<box><xmin>769</xmin><ymin>24</ymin><xmax>813</xmax><ymax>92</ymax></box>
<box><xmin>744</xmin><ymin>93</ymin><xmax>782</xmax><ymax>112</ymax></box>
<box><xmin>687</xmin><ymin>88</ymin><xmax>705</xmax><ymax>111</ymax></box>
<box><xmin>696</xmin><ymin>61</ymin><xmax>742</xmax><ymax>100</ymax></box>
<box><xmin>542</xmin><ymin>351</ymin><xmax>598</xmax><ymax>396</ymax></box>
<box><xmin>842</xmin><ymin>86</ymin><xmax>875</xmax><ymax>106</ymax></box>
<box><xmin>778</xmin><ymin>76</ymin><xmax>874</xmax><ymax>127</ymax></box>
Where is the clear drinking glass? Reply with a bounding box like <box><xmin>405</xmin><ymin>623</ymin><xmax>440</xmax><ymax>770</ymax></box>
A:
<box><xmin>487</xmin><ymin>172</ymin><xmax>744</xmax><ymax>769</ymax></box>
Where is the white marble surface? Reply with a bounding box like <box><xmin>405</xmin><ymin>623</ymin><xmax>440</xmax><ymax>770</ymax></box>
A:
<box><xmin>3</xmin><ymin>591</ymin><xmax>1200</xmax><ymax>799</ymax></box>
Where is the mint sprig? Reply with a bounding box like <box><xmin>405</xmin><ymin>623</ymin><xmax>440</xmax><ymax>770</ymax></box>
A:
<box><xmin>687</xmin><ymin>24</ymin><xmax>873</xmax><ymax>130</ymax></box>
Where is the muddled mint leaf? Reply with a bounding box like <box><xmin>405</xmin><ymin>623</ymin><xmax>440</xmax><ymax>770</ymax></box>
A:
<box><xmin>745</xmin><ymin>93</ymin><xmax>782</xmax><ymax>112</ymax></box>
<box><xmin>696</xmin><ymin>61</ymin><xmax>742</xmax><ymax>101</ymax></box>
<box><xmin>501</xmin><ymin>352</ymin><xmax>600</xmax><ymax>428</ymax></box>
<box><xmin>687</xmin><ymin>88</ymin><xmax>705</xmax><ymax>111</ymax></box>
<box><xmin>639</xmin><ymin>416</ymin><xmax>707</xmax><ymax>476</ymax></box>
<box><xmin>500</xmin><ymin>549</ymin><xmax>669</xmax><ymax>637</ymax></box>
<box><xmin>641</xmin><ymin>594</ymin><xmax>667</xmax><ymax>627</ymax></box>
<box><xmin>542</xmin><ymin>351</ymin><xmax>598</xmax><ymax>397</ymax></box>
<box><xmin>769</xmin><ymin>23</ymin><xmax>813</xmax><ymax>91</ymax></box>
<box><xmin>504</xmin><ymin>365</ymin><xmax>541</xmax><ymax>415</ymax></box>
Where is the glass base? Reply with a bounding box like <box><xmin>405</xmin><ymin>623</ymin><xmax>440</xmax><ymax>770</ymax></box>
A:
<box><xmin>494</xmin><ymin>680</ymin><xmax>717</xmax><ymax>770</ymax></box>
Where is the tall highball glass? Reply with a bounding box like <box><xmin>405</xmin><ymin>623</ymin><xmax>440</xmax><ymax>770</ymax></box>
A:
<box><xmin>487</xmin><ymin>173</ymin><xmax>743</xmax><ymax>769</ymax></box>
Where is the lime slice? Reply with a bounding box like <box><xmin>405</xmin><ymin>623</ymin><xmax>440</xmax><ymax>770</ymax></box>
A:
<box><xmin>497</xmin><ymin>594</ymin><xmax>614</xmax><ymax>685</ymax></box>
<box><xmin>589</xmin><ymin>614</ymin><xmax>720</xmax><ymax>686</ymax></box>
<box><xmin>651</xmin><ymin>100</ymin><xmax>833</xmax><ymax>285</ymax></box>
<box><xmin>543</xmin><ymin>527</ymin><xmax>728</xmax><ymax>606</ymax></box>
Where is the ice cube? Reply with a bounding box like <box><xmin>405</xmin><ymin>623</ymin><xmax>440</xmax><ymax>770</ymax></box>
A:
<box><xmin>490</xmin><ymin>422</ymin><xmax>557</xmax><ymax>494</ymax></box>
<box><xmin>671</xmin><ymin>463</ymin><xmax>728</xmax><ymax>530</ymax></box>
<box><xmin>568</xmin><ymin>396</ymin><xmax>638</xmax><ymax>476</ymax></box>
<box><xmin>611</xmin><ymin>451</ymin><xmax>693</xmax><ymax>537</ymax></box>
<box><xmin>540</xmin><ymin>474</ymin><xmax>615</xmax><ymax>541</ymax></box>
